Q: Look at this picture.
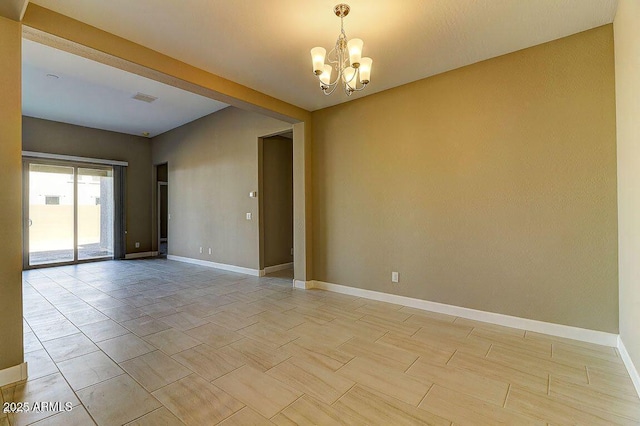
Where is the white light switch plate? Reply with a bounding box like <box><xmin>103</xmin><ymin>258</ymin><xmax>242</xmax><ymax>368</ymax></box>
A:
<box><xmin>246</xmin><ymin>213</ymin><xmax>252</xmax><ymax>220</ymax></box>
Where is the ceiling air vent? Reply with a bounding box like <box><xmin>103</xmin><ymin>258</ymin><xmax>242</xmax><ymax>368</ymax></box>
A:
<box><xmin>132</xmin><ymin>92</ymin><xmax>158</xmax><ymax>103</ymax></box>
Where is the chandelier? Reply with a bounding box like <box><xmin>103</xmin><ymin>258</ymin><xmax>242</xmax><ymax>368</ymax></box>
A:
<box><xmin>310</xmin><ymin>4</ymin><xmax>373</xmax><ymax>96</ymax></box>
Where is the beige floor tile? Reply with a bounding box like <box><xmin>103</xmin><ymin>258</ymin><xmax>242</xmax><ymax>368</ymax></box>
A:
<box><xmin>338</xmin><ymin>337</ymin><xmax>418</xmax><ymax>371</ymax></box>
<box><xmin>412</xmin><ymin>327</ymin><xmax>492</xmax><ymax>358</ymax></box>
<box><xmin>525</xmin><ymin>330</ymin><xmax>619</xmax><ymax>356</ymax></box>
<box><xmin>63</xmin><ymin>308</ymin><xmax>109</xmax><ymax>327</ymax></box>
<box><xmin>420</xmin><ymin>385</ymin><xmax>541</xmax><ymax>425</ymax></box>
<box><xmin>238</xmin><ymin>322</ymin><xmax>298</xmax><ymax>349</ymax></box>
<box><xmin>214</xmin><ymin>365</ymin><xmax>302</xmax><ymax>418</ymax></box>
<box><xmin>24</xmin><ymin>349</ymin><xmax>58</xmax><ymax>380</ymax></box>
<box><xmin>487</xmin><ymin>343</ymin><xmax>588</xmax><ymax>383</ymax></box>
<box><xmin>78</xmin><ymin>319</ymin><xmax>129</xmax><ymax>342</ymax></box>
<box><xmin>219</xmin><ymin>301</ymin><xmax>269</xmax><ymax>318</ymax></box>
<box><xmin>29</xmin><ymin>317</ymin><xmax>79</xmax><ymax>342</ymax></box>
<box><xmin>266</xmin><ymin>356</ymin><xmax>355</xmax><ymax>404</ymax></box>
<box><xmin>314</xmin><ymin>304</ymin><xmax>366</xmax><ymax>322</ymax></box>
<box><xmin>399</xmin><ymin>307</ymin><xmax>457</xmax><ymax>324</ymax></box>
<box><xmin>217</xmin><ymin>406</ymin><xmax>274</xmax><ymax>425</ymax></box>
<box><xmin>143</xmin><ymin>329</ymin><xmax>200</xmax><ymax>355</ymax></box>
<box><xmin>251</xmin><ymin>310</ymin><xmax>306</xmax><ymax>331</ymax></box>
<box><xmin>139</xmin><ymin>302</ymin><xmax>179</xmax><ymax>319</ymax></box>
<box><xmin>588</xmin><ymin>365</ymin><xmax>639</xmax><ymax>398</ymax></box>
<box><xmin>406</xmin><ymin>358</ymin><xmax>509</xmax><ymax>405</ymax></box>
<box><xmin>358</xmin><ymin>315</ymin><xmax>420</xmax><ymax>336</ymax></box>
<box><xmin>414</xmin><ymin>319</ymin><xmax>473</xmax><ymax>341</ymax></box>
<box><xmin>171</xmin><ymin>344</ymin><xmax>244</xmax><ymax>381</ymax></box>
<box><xmin>122</xmin><ymin>316</ymin><xmax>171</xmax><ymax>337</ymax></box>
<box><xmin>326</xmin><ymin>318</ymin><xmax>387</xmax><ymax>342</ymax></box>
<box><xmin>354</xmin><ymin>303</ymin><xmax>411</xmax><ymax>323</ymax></box>
<box><xmin>185</xmin><ymin>323</ymin><xmax>243</xmax><ymax>348</ymax></box>
<box><xmin>288</xmin><ymin>322</ymin><xmax>353</xmax><ymax>348</ymax></box>
<box><xmin>552</xmin><ymin>344</ymin><xmax>629</xmax><ymax>376</ymax></box>
<box><xmin>336</xmin><ymin>356</ymin><xmax>431</xmax><ymax>406</ymax></box>
<box><xmin>20</xmin><ymin>261</ymin><xmax>640</xmax><ymax>426</ymax></box>
<box><xmin>226</xmin><ymin>338</ymin><xmax>291</xmax><ymax>371</ymax></box>
<box><xmin>23</xmin><ymin>331</ymin><xmax>44</xmax><ymax>353</ymax></box>
<box><xmin>452</xmin><ymin>317</ymin><xmax>526</xmax><ymax>336</ymax></box>
<box><xmin>470</xmin><ymin>328</ymin><xmax>552</xmax><ymax>358</ymax></box>
<box><xmin>78</xmin><ymin>374</ymin><xmax>160</xmax><ymax>426</ymax></box>
<box><xmin>30</xmin><ymin>405</ymin><xmax>95</xmax><ymax>426</ymax></box>
<box><xmin>120</xmin><ymin>351</ymin><xmax>192</xmax><ymax>392</ymax></box>
<box><xmin>447</xmin><ymin>351</ymin><xmax>548</xmax><ymax>394</ymax></box>
<box><xmin>158</xmin><ymin>312</ymin><xmax>209</xmax><ymax>331</ymax></box>
<box><xmin>57</xmin><ymin>351</ymin><xmax>124</xmax><ymax>390</ymax></box>
<box><xmin>272</xmin><ymin>395</ymin><xmax>354</xmax><ymax>426</ymax></box>
<box><xmin>290</xmin><ymin>306</ymin><xmax>336</xmax><ymax>324</ymax></box>
<box><xmin>280</xmin><ymin>338</ymin><xmax>353</xmax><ymax>371</ymax></box>
<box><xmin>506</xmin><ymin>385</ymin><xmax>638</xmax><ymax>425</ymax></box>
<box><xmin>549</xmin><ymin>376</ymin><xmax>640</xmax><ymax>421</ymax></box>
<box><xmin>41</xmin><ymin>333</ymin><xmax>99</xmax><ymax>362</ymax></box>
<box><xmin>2</xmin><ymin>373</ymin><xmax>80</xmax><ymax>426</ymax></box>
<box><xmin>125</xmin><ymin>407</ymin><xmax>184</xmax><ymax>425</ymax></box>
<box><xmin>100</xmin><ymin>305</ymin><xmax>146</xmax><ymax>322</ymax></box>
<box><xmin>153</xmin><ymin>375</ymin><xmax>243</xmax><ymax>425</ymax></box>
<box><xmin>376</xmin><ymin>333</ymin><xmax>454</xmax><ymax>365</ymax></box>
<box><xmin>97</xmin><ymin>333</ymin><xmax>155</xmax><ymax>362</ymax></box>
<box><xmin>335</xmin><ymin>385</ymin><xmax>451</xmax><ymax>426</ymax></box>
<box><xmin>206</xmin><ymin>310</ymin><xmax>259</xmax><ymax>331</ymax></box>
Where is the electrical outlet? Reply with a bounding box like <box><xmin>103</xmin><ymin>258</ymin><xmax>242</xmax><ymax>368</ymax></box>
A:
<box><xmin>208</xmin><ymin>248</ymin><xmax>212</xmax><ymax>255</ymax></box>
<box><xmin>391</xmin><ymin>271</ymin><xmax>399</xmax><ymax>283</ymax></box>
<box><xmin>135</xmin><ymin>242</ymin><xmax>140</xmax><ymax>248</ymax></box>
<box><xmin>199</xmin><ymin>247</ymin><xmax>203</xmax><ymax>254</ymax></box>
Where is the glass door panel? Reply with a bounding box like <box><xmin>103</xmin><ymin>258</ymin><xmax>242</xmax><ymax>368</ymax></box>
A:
<box><xmin>78</xmin><ymin>167</ymin><xmax>114</xmax><ymax>260</ymax></box>
<box><xmin>28</xmin><ymin>164</ymin><xmax>75</xmax><ymax>266</ymax></box>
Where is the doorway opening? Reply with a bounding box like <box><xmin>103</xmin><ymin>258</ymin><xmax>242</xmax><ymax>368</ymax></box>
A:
<box><xmin>259</xmin><ymin>131</ymin><xmax>294</xmax><ymax>279</ymax></box>
<box><xmin>23</xmin><ymin>159</ymin><xmax>115</xmax><ymax>268</ymax></box>
<box><xmin>156</xmin><ymin>163</ymin><xmax>169</xmax><ymax>257</ymax></box>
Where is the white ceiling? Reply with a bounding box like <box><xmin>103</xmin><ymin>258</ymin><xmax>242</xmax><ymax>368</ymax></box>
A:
<box><xmin>22</xmin><ymin>39</ymin><xmax>228</xmax><ymax>137</ymax></box>
<box><xmin>29</xmin><ymin>0</ymin><xmax>618</xmax><ymax>112</ymax></box>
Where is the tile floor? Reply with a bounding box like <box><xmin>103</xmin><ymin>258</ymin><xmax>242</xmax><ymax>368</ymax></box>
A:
<box><xmin>2</xmin><ymin>259</ymin><xmax>639</xmax><ymax>425</ymax></box>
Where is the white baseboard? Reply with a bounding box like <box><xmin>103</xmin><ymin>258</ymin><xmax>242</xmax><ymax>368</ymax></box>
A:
<box><xmin>310</xmin><ymin>280</ymin><xmax>619</xmax><ymax>347</ymax></box>
<box><xmin>168</xmin><ymin>255</ymin><xmax>261</xmax><ymax>276</ymax></box>
<box><xmin>0</xmin><ymin>362</ymin><xmax>28</xmax><ymax>387</ymax></box>
<box><xmin>125</xmin><ymin>251</ymin><xmax>158</xmax><ymax>259</ymax></box>
<box><xmin>617</xmin><ymin>336</ymin><xmax>640</xmax><ymax>398</ymax></box>
<box><xmin>263</xmin><ymin>263</ymin><xmax>294</xmax><ymax>275</ymax></box>
<box><xmin>293</xmin><ymin>280</ymin><xmax>313</xmax><ymax>290</ymax></box>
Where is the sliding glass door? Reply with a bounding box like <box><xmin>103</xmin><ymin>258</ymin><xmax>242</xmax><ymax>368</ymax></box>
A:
<box><xmin>24</xmin><ymin>160</ymin><xmax>114</xmax><ymax>268</ymax></box>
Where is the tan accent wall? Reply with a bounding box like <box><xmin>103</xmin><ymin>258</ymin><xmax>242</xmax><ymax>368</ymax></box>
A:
<box><xmin>260</xmin><ymin>136</ymin><xmax>294</xmax><ymax>268</ymax></box>
<box><xmin>22</xmin><ymin>117</ymin><xmax>153</xmax><ymax>254</ymax></box>
<box><xmin>0</xmin><ymin>15</ymin><xmax>24</xmax><ymax>370</ymax></box>
<box><xmin>152</xmin><ymin>107</ymin><xmax>291</xmax><ymax>270</ymax></box>
<box><xmin>614</xmin><ymin>0</ymin><xmax>640</xmax><ymax>372</ymax></box>
<box><xmin>312</xmin><ymin>25</ymin><xmax>618</xmax><ymax>332</ymax></box>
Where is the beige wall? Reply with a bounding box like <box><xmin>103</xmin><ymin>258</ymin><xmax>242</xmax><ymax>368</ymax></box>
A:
<box><xmin>152</xmin><ymin>107</ymin><xmax>291</xmax><ymax>270</ymax></box>
<box><xmin>614</xmin><ymin>0</ymin><xmax>640</xmax><ymax>375</ymax></box>
<box><xmin>0</xmin><ymin>15</ymin><xmax>24</xmax><ymax>370</ymax></box>
<box><xmin>22</xmin><ymin>117</ymin><xmax>153</xmax><ymax>254</ymax></box>
<box><xmin>260</xmin><ymin>136</ymin><xmax>294</xmax><ymax>268</ymax></box>
<box><xmin>312</xmin><ymin>25</ymin><xmax>618</xmax><ymax>332</ymax></box>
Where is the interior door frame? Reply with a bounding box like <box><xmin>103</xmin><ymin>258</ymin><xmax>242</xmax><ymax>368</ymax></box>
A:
<box><xmin>22</xmin><ymin>157</ymin><xmax>115</xmax><ymax>269</ymax></box>
<box><xmin>157</xmin><ymin>181</ymin><xmax>168</xmax><ymax>251</ymax></box>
